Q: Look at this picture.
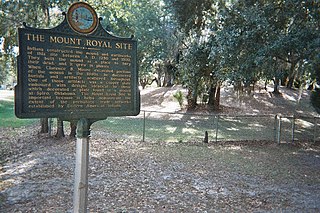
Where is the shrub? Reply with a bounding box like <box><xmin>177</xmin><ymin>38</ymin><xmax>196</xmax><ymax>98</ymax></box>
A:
<box><xmin>173</xmin><ymin>90</ymin><xmax>184</xmax><ymax>109</ymax></box>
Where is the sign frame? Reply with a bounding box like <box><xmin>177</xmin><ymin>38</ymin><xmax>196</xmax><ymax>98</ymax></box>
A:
<box><xmin>15</xmin><ymin>4</ymin><xmax>140</xmax><ymax>120</ymax></box>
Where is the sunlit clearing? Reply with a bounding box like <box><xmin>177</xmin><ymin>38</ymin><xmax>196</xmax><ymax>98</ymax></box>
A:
<box><xmin>224</xmin><ymin>117</ymin><xmax>242</xmax><ymax>123</ymax></box>
<box><xmin>252</xmin><ymin>109</ymin><xmax>260</xmax><ymax>113</ymax></box>
<box><xmin>169</xmin><ymin>113</ymin><xmax>184</xmax><ymax>120</ymax></box>
<box><xmin>161</xmin><ymin>102</ymin><xmax>180</xmax><ymax>112</ymax></box>
<box><xmin>226</xmin><ymin>127</ymin><xmax>239</xmax><ymax>131</ymax></box>
<box><xmin>165</xmin><ymin>126</ymin><xmax>177</xmax><ymax>133</ymax></box>
<box><xmin>249</xmin><ymin>123</ymin><xmax>264</xmax><ymax>128</ymax></box>
<box><xmin>182</xmin><ymin>127</ymin><xmax>198</xmax><ymax>134</ymax></box>
<box><xmin>224</xmin><ymin>146</ymin><xmax>242</xmax><ymax>150</ymax></box>
<box><xmin>306</xmin><ymin>147</ymin><xmax>320</xmax><ymax>153</ymax></box>
<box><xmin>148</xmin><ymin>112</ymin><xmax>166</xmax><ymax>119</ymax></box>
<box><xmin>297</xmin><ymin>119</ymin><xmax>313</xmax><ymax>128</ymax></box>
<box><xmin>165</xmin><ymin>137</ymin><xmax>181</xmax><ymax>142</ymax></box>
<box><xmin>261</xmin><ymin>99</ymin><xmax>274</xmax><ymax>107</ymax></box>
<box><xmin>282</xmin><ymin>93</ymin><xmax>296</xmax><ymax>102</ymax></box>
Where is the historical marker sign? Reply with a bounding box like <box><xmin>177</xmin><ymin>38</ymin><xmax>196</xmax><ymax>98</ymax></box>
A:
<box><xmin>15</xmin><ymin>2</ymin><xmax>140</xmax><ymax>119</ymax></box>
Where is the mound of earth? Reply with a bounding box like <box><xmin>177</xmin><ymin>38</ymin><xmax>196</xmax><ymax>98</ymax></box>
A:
<box><xmin>140</xmin><ymin>84</ymin><xmax>317</xmax><ymax>117</ymax></box>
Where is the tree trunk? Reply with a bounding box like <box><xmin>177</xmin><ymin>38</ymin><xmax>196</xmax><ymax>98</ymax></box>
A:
<box><xmin>70</xmin><ymin>121</ymin><xmax>77</xmax><ymax>138</ymax></box>
<box><xmin>264</xmin><ymin>80</ymin><xmax>268</xmax><ymax>90</ymax></box>
<box><xmin>214</xmin><ymin>86</ymin><xmax>221</xmax><ymax>110</ymax></box>
<box><xmin>163</xmin><ymin>64</ymin><xmax>174</xmax><ymax>87</ymax></box>
<box><xmin>287</xmin><ymin>61</ymin><xmax>298</xmax><ymax>89</ymax></box>
<box><xmin>273</xmin><ymin>77</ymin><xmax>281</xmax><ymax>94</ymax></box>
<box><xmin>208</xmin><ymin>84</ymin><xmax>221</xmax><ymax>110</ymax></box>
<box><xmin>287</xmin><ymin>76</ymin><xmax>295</xmax><ymax>89</ymax></box>
<box><xmin>281</xmin><ymin>74</ymin><xmax>288</xmax><ymax>86</ymax></box>
<box><xmin>40</xmin><ymin>118</ymin><xmax>49</xmax><ymax>133</ymax></box>
<box><xmin>163</xmin><ymin>70</ymin><xmax>171</xmax><ymax>87</ymax></box>
<box><xmin>187</xmin><ymin>89</ymin><xmax>197</xmax><ymax>110</ymax></box>
<box><xmin>55</xmin><ymin>118</ymin><xmax>65</xmax><ymax>138</ymax></box>
<box><xmin>156</xmin><ymin>64</ymin><xmax>163</xmax><ymax>87</ymax></box>
<box><xmin>139</xmin><ymin>78</ymin><xmax>147</xmax><ymax>89</ymax></box>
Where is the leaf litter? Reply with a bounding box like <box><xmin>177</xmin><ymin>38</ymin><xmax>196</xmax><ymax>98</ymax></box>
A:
<box><xmin>1</xmin><ymin>126</ymin><xmax>320</xmax><ymax>212</ymax></box>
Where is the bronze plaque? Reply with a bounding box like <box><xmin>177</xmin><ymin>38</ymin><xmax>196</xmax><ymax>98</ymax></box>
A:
<box><xmin>67</xmin><ymin>2</ymin><xmax>98</xmax><ymax>34</ymax></box>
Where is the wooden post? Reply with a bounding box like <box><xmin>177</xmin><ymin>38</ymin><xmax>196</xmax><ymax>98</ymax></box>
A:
<box><xmin>73</xmin><ymin>118</ymin><xmax>90</xmax><ymax>213</ymax></box>
<box><xmin>204</xmin><ymin>131</ymin><xmax>208</xmax><ymax>143</ymax></box>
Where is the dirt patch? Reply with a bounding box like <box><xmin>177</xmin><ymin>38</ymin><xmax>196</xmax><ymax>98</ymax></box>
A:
<box><xmin>1</xmin><ymin>127</ymin><xmax>320</xmax><ymax>212</ymax></box>
<box><xmin>140</xmin><ymin>84</ymin><xmax>317</xmax><ymax>117</ymax></box>
<box><xmin>1</xmin><ymin>87</ymin><xmax>319</xmax><ymax>211</ymax></box>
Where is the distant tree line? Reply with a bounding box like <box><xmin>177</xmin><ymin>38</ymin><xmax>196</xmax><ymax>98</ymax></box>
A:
<box><xmin>169</xmin><ymin>0</ymin><xmax>319</xmax><ymax>110</ymax></box>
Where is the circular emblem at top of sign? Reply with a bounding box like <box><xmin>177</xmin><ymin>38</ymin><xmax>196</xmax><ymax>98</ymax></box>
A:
<box><xmin>67</xmin><ymin>2</ymin><xmax>98</xmax><ymax>34</ymax></box>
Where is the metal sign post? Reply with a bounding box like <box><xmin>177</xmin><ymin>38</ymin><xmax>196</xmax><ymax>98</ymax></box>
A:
<box><xmin>73</xmin><ymin>118</ymin><xmax>90</xmax><ymax>213</ymax></box>
<box><xmin>15</xmin><ymin>2</ymin><xmax>140</xmax><ymax>211</ymax></box>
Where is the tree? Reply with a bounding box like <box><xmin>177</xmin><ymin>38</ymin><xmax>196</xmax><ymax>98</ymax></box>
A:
<box><xmin>55</xmin><ymin>118</ymin><xmax>65</xmax><ymax>138</ymax></box>
<box><xmin>209</xmin><ymin>0</ymin><xmax>319</xmax><ymax>95</ymax></box>
<box><xmin>132</xmin><ymin>0</ymin><xmax>180</xmax><ymax>87</ymax></box>
<box><xmin>179</xmin><ymin>42</ymin><xmax>208</xmax><ymax>109</ymax></box>
<box><xmin>169</xmin><ymin>0</ymin><xmax>223</xmax><ymax>110</ymax></box>
<box><xmin>0</xmin><ymin>0</ymin><xmax>70</xmax><ymax>134</ymax></box>
<box><xmin>311</xmin><ymin>55</ymin><xmax>320</xmax><ymax>113</ymax></box>
<box><xmin>93</xmin><ymin>0</ymin><xmax>180</xmax><ymax>88</ymax></box>
<box><xmin>171</xmin><ymin>0</ymin><xmax>319</xmax><ymax>111</ymax></box>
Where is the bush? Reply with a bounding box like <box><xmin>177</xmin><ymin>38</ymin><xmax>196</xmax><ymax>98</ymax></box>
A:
<box><xmin>173</xmin><ymin>90</ymin><xmax>184</xmax><ymax>109</ymax></box>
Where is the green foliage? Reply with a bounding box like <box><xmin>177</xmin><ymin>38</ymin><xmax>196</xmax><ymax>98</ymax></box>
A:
<box><xmin>0</xmin><ymin>0</ymin><xmax>180</xmax><ymax>88</ymax></box>
<box><xmin>170</xmin><ymin>0</ymin><xmax>319</xmax><ymax>109</ymax></box>
<box><xmin>173</xmin><ymin>90</ymin><xmax>184</xmax><ymax>109</ymax></box>
<box><xmin>0</xmin><ymin>0</ymin><xmax>70</xmax><ymax>84</ymax></box>
<box><xmin>209</xmin><ymin>0</ymin><xmax>319</xmax><ymax>90</ymax></box>
<box><xmin>0</xmin><ymin>0</ymin><xmax>319</xmax><ymax>110</ymax></box>
<box><xmin>168</xmin><ymin>0</ymin><xmax>214</xmax><ymax>34</ymax></box>
<box><xmin>178</xmin><ymin>41</ymin><xmax>210</xmax><ymax>108</ymax></box>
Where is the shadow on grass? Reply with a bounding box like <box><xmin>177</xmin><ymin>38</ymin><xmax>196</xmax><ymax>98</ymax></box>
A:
<box><xmin>93</xmin><ymin>112</ymin><xmax>320</xmax><ymax>143</ymax></box>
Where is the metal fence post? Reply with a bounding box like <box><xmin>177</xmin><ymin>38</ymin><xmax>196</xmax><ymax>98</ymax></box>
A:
<box><xmin>314</xmin><ymin>117</ymin><xmax>317</xmax><ymax>143</ymax></box>
<box><xmin>215</xmin><ymin>115</ymin><xmax>219</xmax><ymax>142</ymax></box>
<box><xmin>292</xmin><ymin>114</ymin><xmax>295</xmax><ymax>144</ymax></box>
<box><xmin>142</xmin><ymin>111</ymin><xmax>146</xmax><ymax>142</ymax></box>
<box><xmin>274</xmin><ymin>114</ymin><xmax>281</xmax><ymax>144</ymax></box>
<box><xmin>48</xmin><ymin>118</ymin><xmax>53</xmax><ymax>136</ymax></box>
<box><xmin>273</xmin><ymin>115</ymin><xmax>278</xmax><ymax>143</ymax></box>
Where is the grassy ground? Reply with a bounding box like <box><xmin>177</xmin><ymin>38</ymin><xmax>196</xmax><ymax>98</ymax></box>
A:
<box><xmin>0</xmin><ymin>98</ymin><xmax>36</xmax><ymax>128</ymax></box>
<box><xmin>0</xmin><ymin>91</ymin><xmax>318</xmax><ymax>143</ymax></box>
<box><xmin>93</xmin><ymin>113</ymin><xmax>319</xmax><ymax>143</ymax></box>
<box><xmin>1</xmin><ymin>130</ymin><xmax>320</xmax><ymax>211</ymax></box>
<box><xmin>1</xmin><ymin>88</ymin><xmax>320</xmax><ymax>211</ymax></box>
